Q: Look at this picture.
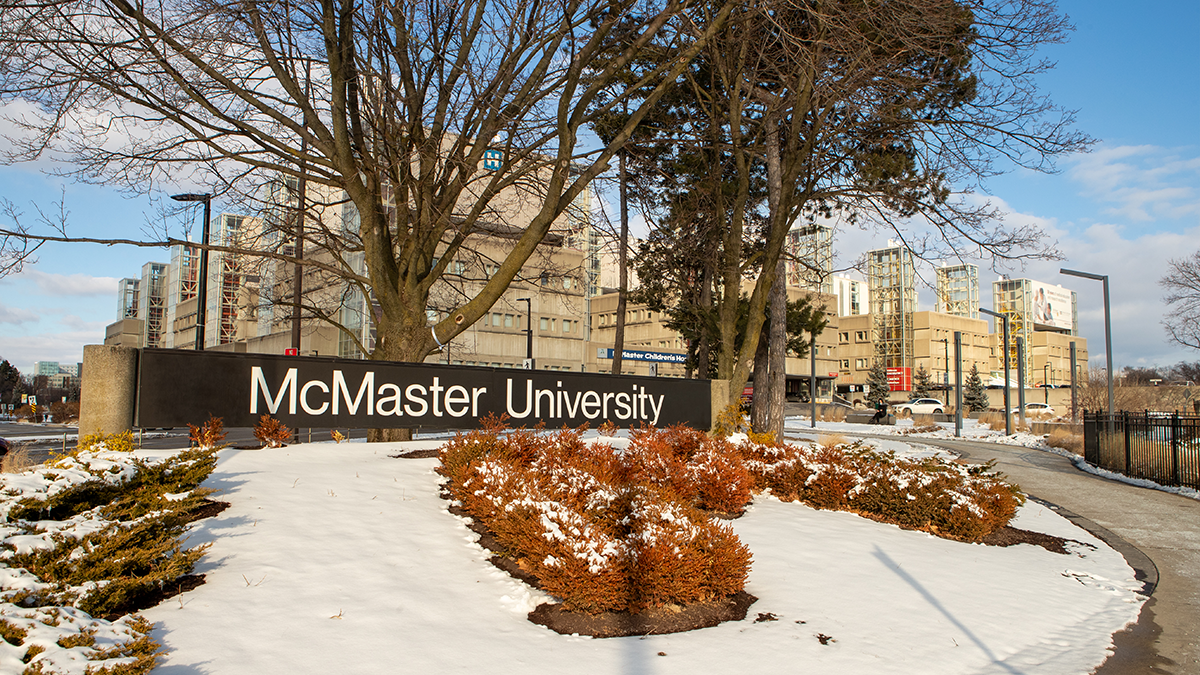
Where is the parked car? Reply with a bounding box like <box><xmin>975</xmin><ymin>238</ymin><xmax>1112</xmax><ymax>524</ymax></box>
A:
<box><xmin>0</xmin><ymin>437</ymin><xmax>8</xmax><ymax>457</ymax></box>
<box><xmin>893</xmin><ymin>398</ymin><xmax>945</xmax><ymax>416</ymax></box>
<box><xmin>1012</xmin><ymin>402</ymin><xmax>1055</xmax><ymax>416</ymax></box>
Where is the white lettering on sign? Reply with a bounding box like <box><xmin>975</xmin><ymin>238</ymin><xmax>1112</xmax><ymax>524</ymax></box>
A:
<box><xmin>249</xmin><ymin>369</ymin><xmax>669</xmax><ymax>425</ymax></box>
<box><xmin>251</xmin><ymin>367</ymin><xmax>297</xmax><ymax>415</ymax></box>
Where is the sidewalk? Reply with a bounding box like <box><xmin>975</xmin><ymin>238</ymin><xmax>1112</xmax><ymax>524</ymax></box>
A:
<box><xmin>792</xmin><ymin>429</ymin><xmax>1199</xmax><ymax>675</ymax></box>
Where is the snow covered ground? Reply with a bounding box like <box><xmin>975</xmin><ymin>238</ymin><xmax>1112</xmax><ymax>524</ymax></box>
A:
<box><xmin>138</xmin><ymin>436</ymin><xmax>1145</xmax><ymax>675</ymax></box>
<box><xmin>785</xmin><ymin>415</ymin><xmax>1200</xmax><ymax>501</ymax></box>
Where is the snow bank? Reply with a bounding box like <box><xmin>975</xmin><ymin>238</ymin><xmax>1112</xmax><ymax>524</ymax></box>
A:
<box><xmin>141</xmin><ymin>440</ymin><xmax>1144</xmax><ymax>674</ymax></box>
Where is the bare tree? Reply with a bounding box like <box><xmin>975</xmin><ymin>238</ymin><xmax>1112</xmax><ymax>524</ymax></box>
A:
<box><xmin>1161</xmin><ymin>250</ymin><xmax>1200</xmax><ymax>351</ymax></box>
<box><xmin>0</xmin><ymin>0</ymin><xmax>736</xmax><ymax>435</ymax></box>
<box><xmin>692</xmin><ymin>0</ymin><xmax>1089</xmax><ymax>428</ymax></box>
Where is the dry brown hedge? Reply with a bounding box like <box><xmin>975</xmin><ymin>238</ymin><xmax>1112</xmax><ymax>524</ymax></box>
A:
<box><xmin>438</xmin><ymin>424</ymin><xmax>1024</xmax><ymax>615</ymax></box>
<box><xmin>439</xmin><ymin>425</ymin><xmax>752</xmax><ymax>614</ymax></box>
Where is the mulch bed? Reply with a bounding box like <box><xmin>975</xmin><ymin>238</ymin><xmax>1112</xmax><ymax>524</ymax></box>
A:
<box><xmin>182</xmin><ymin>498</ymin><xmax>230</xmax><ymax>524</ymax></box>
<box><xmin>529</xmin><ymin>592</ymin><xmax>757</xmax><ymax>638</ymax></box>
<box><xmin>391</xmin><ymin>449</ymin><xmax>440</xmax><ymax>459</ymax></box>
<box><xmin>436</xmin><ymin>475</ymin><xmax>1087</xmax><ymax>637</ymax></box>
<box><xmin>101</xmin><ymin>574</ymin><xmax>207</xmax><ymax>621</ymax></box>
<box><xmin>979</xmin><ymin>525</ymin><xmax>1091</xmax><ymax>554</ymax></box>
<box><xmin>444</xmin><ymin>495</ymin><xmax>757</xmax><ymax>637</ymax></box>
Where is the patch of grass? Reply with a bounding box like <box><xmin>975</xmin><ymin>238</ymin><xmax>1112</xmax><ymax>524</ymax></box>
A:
<box><xmin>2</xmin><ymin>442</ymin><xmax>36</xmax><ymax>473</ymax></box>
<box><xmin>817</xmin><ymin>406</ymin><xmax>847</xmax><ymax>422</ymax></box>
<box><xmin>1045</xmin><ymin>428</ymin><xmax>1083</xmax><ymax>455</ymax></box>
<box><xmin>817</xmin><ymin>434</ymin><xmax>849</xmax><ymax>448</ymax></box>
<box><xmin>0</xmin><ymin>617</ymin><xmax>27</xmax><ymax>645</ymax></box>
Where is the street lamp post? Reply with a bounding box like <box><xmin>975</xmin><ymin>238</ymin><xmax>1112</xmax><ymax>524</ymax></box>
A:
<box><xmin>1061</xmin><ymin>268</ymin><xmax>1113</xmax><ymax>422</ymax></box>
<box><xmin>954</xmin><ymin>331</ymin><xmax>962</xmax><ymax>438</ymax></box>
<box><xmin>170</xmin><ymin>193</ymin><xmax>212</xmax><ymax>351</ymax></box>
<box><xmin>1016</xmin><ymin>336</ymin><xmax>1027</xmax><ymax>428</ymax></box>
<box><xmin>517</xmin><ymin>298</ymin><xmax>533</xmax><ymax>369</ymax></box>
<box><xmin>979</xmin><ymin>308</ymin><xmax>1011</xmax><ymax>435</ymax></box>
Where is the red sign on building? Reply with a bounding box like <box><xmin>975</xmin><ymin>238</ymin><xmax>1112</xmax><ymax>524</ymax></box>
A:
<box><xmin>886</xmin><ymin>367</ymin><xmax>912</xmax><ymax>392</ymax></box>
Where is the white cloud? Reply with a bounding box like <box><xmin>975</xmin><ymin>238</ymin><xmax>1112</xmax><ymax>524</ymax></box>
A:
<box><xmin>16</xmin><ymin>270</ymin><xmax>119</xmax><ymax>297</ymax></box>
<box><xmin>0</xmin><ymin>303</ymin><xmax>39</xmax><ymax>325</ymax></box>
<box><xmin>0</xmin><ymin>330</ymin><xmax>95</xmax><ymax>375</ymax></box>
<box><xmin>1068</xmin><ymin>145</ymin><xmax>1200</xmax><ymax>223</ymax></box>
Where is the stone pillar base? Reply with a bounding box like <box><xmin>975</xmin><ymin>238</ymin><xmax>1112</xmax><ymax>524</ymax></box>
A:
<box><xmin>79</xmin><ymin>345</ymin><xmax>139</xmax><ymax>438</ymax></box>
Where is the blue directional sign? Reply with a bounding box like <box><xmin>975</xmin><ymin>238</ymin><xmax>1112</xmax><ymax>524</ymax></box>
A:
<box><xmin>598</xmin><ymin>348</ymin><xmax>687</xmax><ymax>364</ymax></box>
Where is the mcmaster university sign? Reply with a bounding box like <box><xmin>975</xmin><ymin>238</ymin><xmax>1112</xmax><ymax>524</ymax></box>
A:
<box><xmin>134</xmin><ymin>349</ymin><xmax>712</xmax><ymax>430</ymax></box>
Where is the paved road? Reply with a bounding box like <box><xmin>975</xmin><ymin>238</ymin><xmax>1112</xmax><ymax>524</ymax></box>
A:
<box><xmin>0</xmin><ymin>421</ymin><xmax>372</xmax><ymax>464</ymax></box>
<box><xmin>788</xmin><ymin>429</ymin><xmax>1199</xmax><ymax>675</ymax></box>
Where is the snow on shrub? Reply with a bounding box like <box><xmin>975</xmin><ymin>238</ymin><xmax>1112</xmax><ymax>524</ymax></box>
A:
<box><xmin>438</xmin><ymin>425</ymin><xmax>751</xmax><ymax>614</ymax></box>
<box><xmin>1</xmin><ymin>447</ymin><xmax>219</xmax><ymax>673</ymax></box>
<box><xmin>439</xmin><ymin>423</ymin><xmax>1023</xmax><ymax>615</ymax></box>
<box><xmin>736</xmin><ymin>437</ymin><xmax>1024</xmax><ymax>541</ymax></box>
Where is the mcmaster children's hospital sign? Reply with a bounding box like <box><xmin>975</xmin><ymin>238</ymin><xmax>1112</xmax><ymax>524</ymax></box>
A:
<box><xmin>134</xmin><ymin>349</ymin><xmax>712</xmax><ymax>430</ymax></box>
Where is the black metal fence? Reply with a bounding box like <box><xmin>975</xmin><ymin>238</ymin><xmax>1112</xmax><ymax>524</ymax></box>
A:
<box><xmin>1082</xmin><ymin>411</ymin><xmax>1200</xmax><ymax>490</ymax></box>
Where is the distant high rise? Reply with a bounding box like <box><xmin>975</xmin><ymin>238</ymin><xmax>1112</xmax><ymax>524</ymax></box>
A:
<box><xmin>787</xmin><ymin>223</ymin><xmax>834</xmax><ymax>294</ymax></box>
<box><xmin>867</xmin><ymin>242</ymin><xmax>916</xmax><ymax>370</ymax></box>
<box><xmin>116</xmin><ymin>278</ymin><xmax>140</xmax><ymax>320</ymax></box>
<box><xmin>137</xmin><ymin>262</ymin><xmax>168</xmax><ymax>348</ymax></box>
<box><xmin>831</xmin><ymin>274</ymin><xmax>867</xmax><ymax>317</ymax></box>
<box><xmin>164</xmin><ymin>242</ymin><xmax>200</xmax><ymax>348</ymax></box>
<box><xmin>936</xmin><ymin>263</ymin><xmax>980</xmax><ymax>319</ymax></box>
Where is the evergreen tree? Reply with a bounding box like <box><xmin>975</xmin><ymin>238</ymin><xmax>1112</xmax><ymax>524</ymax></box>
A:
<box><xmin>964</xmin><ymin>364</ymin><xmax>990</xmax><ymax>412</ymax></box>
<box><xmin>912</xmin><ymin>365</ymin><xmax>932</xmax><ymax>398</ymax></box>
<box><xmin>866</xmin><ymin>362</ymin><xmax>891</xmax><ymax>409</ymax></box>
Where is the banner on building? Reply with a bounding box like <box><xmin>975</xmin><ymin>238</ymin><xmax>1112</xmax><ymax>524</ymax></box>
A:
<box><xmin>136</xmin><ymin>349</ymin><xmax>711</xmax><ymax>430</ymax></box>
<box><xmin>597</xmin><ymin>348</ymin><xmax>687</xmax><ymax>364</ymax></box>
<box><xmin>886</xmin><ymin>367</ymin><xmax>912</xmax><ymax>392</ymax></box>
<box><xmin>1030</xmin><ymin>281</ymin><xmax>1074</xmax><ymax>331</ymax></box>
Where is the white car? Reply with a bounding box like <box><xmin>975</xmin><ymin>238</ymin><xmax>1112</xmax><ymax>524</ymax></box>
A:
<box><xmin>893</xmin><ymin>398</ymin><xmax>945</xmax><ymax>416</ymax></box>
<box><xmin>1011</xmin><ymin>402</ymin><xmax>1055</xmax><ymax>417</ymax></box>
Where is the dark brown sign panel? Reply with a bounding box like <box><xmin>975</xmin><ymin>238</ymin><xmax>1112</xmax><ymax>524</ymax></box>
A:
<box><xmin>134</xmin><ymin>349</ymin><xmax>711</xmax><ymax>430</ymax></box>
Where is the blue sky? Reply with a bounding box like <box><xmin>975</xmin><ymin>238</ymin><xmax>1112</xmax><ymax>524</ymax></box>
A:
<box><xmin>1</xmin><ymin>0</ymin><xmax>1197</xmax><ymax>376</ymax></box>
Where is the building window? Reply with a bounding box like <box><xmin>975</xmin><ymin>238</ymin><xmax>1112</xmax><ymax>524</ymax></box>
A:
<box><xmin>564</xmin><ymin>278</ymin><xmax>572</xmax><ymax>290</ymax></box>
<box><xmin>491</xmin><ymin>313</ymin><xmax>501</xmax><ymax>326</ymax></box>
<box><xmin>504</xmin><ymin>314</ymin><xmax>514</xmax><ymax>328</ymax></box>
<box><xmin>855</xmin><ymin>331</ymin><xmax>867</xmax><ymax>341</ymax></box>
<box><xmin>540</xmin><ymin>317</ymin><xmax>549</xmax><ymax>330</ymax></box>
<box><xmin>841</xmin><ymin>359</ymin><xmax>850</xmax><ymax>369</ymax></box>
<box><xmin>855</xmin><ymin>358</ymin><xmax>867</xmax><ymax>369</ymax></box>
<box><xmin>839</xmin><ymin>332</ymin><xmax>849</xmax><ymax>343</ymax></box>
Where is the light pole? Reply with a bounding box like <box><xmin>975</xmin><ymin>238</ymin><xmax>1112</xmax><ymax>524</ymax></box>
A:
<box><xmin>954</xmin><ymin>331</ymin><xmax>962</xmax><ymax>437</ymax></box>
<box><xmin>1061</xmin><ymin>268</ymin><xmax>1113</xmax><ymax>421</ymax></box>
<box><xmin>517</xmin><ymin>298</ymin><xmax>533</xmax><ymax>369</ymax></box>
<box><xmin>1016</xmin><ymin>335</ymin><xmax>1027</xmax><ymax>428</ymax></box>
<box><xmin>1043</xmin><ymin>363</ymin><xmax>1051</xmax><ymax>404</ymax></box>
<box><xmin>934</xmin><ymin>337</ymin><xmax>949</xmax><ymax>397</ymax></box>
<box><xmin>170</xmin><ymin>193</ymin><xmax>212</xmax><ymax>350</ymax></box>
<box><xmin>979</xmin><ymin>308</ymin><xmax>1011</xmax><ymax>435</ymax></box>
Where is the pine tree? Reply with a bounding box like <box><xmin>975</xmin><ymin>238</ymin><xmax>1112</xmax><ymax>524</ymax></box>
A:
<box><xmin>964</xmin><ymin>364</ymin><xmax>990</xmax><ymax>412</ymax></box>
<box><xmin>866</xmin><ymin>362</ymin><xmax>891</xmax><ymax>409</ymax></box>
<box><xmin>912</xmin><ymin>365</ymin><xmax>932</xmax><ymax>398</ymax></box>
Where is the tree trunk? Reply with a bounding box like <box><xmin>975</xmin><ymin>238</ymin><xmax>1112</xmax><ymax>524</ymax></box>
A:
<box><xmin>767</xmin><ymin>256</ymin><xmax>787</xmax><ymax>438</ymax></box>
<box><xmin>612</xmin><ymin>139</ymin><xmax>629</xmax><ymax>376</ymax></box>
<box><xmin>698</xmin><ymin>264</ymin><xmax>713</xmax><ymax>379</ymax></box>
<box><xmin>368</xmin><ymin>428</ymin><xmax>414</xmax><ymax>442</ymax></box>
<box><xmin>765</xmin><ymin>121</ymin><xmax>787</xmax><ymax>440</ymax></box>
<box><xmin>751</xmin><ymin>325</ymin><xmax>769</xmax><ymax>432</ymax></box>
